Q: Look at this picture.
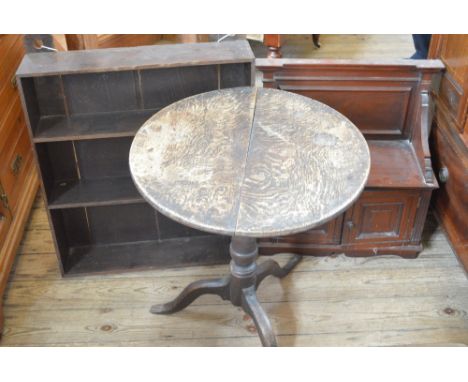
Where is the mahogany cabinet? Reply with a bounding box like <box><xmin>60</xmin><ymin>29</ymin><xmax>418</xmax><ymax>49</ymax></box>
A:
<box><xmin>257</xmin><ymin>58</ymin><xmax>444</xmax><ymax>258</ymax></box>
<box><xmin>429</xmin><ymin>35</ymin><xmax>468</xmax><ymax>272</ymax></box>
<box><xmin>0</xmin><ymin>34</ymin><xmax>39</xmax><ymax>335</ymax></box>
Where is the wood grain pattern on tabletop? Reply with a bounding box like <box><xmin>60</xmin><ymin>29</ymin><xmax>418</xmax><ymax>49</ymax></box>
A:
<box><xmin>129</xmin><ymin>87</ymin><xmax>370</xmax><ymax>238</ymax></box>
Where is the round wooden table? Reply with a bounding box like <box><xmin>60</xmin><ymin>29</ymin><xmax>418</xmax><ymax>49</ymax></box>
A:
<box><xmin>129</xmin><ymin>87</ymin><xmax>370</xmax><ymax>346</ymax></box>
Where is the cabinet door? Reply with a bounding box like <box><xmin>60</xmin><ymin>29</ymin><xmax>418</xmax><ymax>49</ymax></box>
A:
<box><xmin>278</xmin><ymin>215</ymin><xmax>343</xmax><ymax>244</ymax></box>
<box><xmin>343</xmin><ymin>190</ymin><xmax>420</xmax><ymax>245</ymax></box>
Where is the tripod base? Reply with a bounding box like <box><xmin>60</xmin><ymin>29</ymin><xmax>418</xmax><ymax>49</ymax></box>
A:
<box><xmin>150</xmin><ymin>236</ymin><xmax>302</xmax><ymax>347</ymax></box>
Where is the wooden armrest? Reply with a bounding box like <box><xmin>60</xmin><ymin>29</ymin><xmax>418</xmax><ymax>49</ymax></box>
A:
<box><xmin>412</xmin><ymin>83</ymin><xmax>439</xmax><ymax>186</ymax></box>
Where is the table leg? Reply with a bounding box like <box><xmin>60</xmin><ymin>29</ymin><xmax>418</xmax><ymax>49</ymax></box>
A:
<box><xmin>150</xmin><ymin>277</ymin><xmax>230</xmax><ymax>314</ymax></box>
<box><xmin>150</xmin><ymin>235</ymin><xmax>301</xmax><ymax>346</ymax></box>
<box><xmin>312</xmin><ymin>34</ymin><xmax>321</xmax><ymax>48</ymax></box>
<box><xmin>255</xmin><ymin>255</ymin><xmax>302</xmax><ymax>288</ymax></box>
<box><xmin>241</xmin><ymin>285</ymin><xmax>277</xmax><ymax>346</ymax></box>
<box><xmin>263</xmin><ymin>34</ymin><xmax>282</xmax><ymax>58</ymax></box>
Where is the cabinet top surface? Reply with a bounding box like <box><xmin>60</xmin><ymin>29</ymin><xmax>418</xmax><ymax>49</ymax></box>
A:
<box><xmin>129</xmin><ymin>87</ymin><xmax>371</xmax><ymax>237</ymax></box>
<box><xmin>16</xmin><ymin>40</ymin><xmax>254</xmax><ymax>77</ymax></box>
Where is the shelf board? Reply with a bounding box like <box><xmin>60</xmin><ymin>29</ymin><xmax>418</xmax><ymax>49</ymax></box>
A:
<box><xmin>33</xmin><ymin>109</ymin><xmax>159</xmax><ymax>142</ymax></box>
<box><xmin>17</xmin><ymin>40</ymin><xmax>254</xmax><ymax>78</ymax></box>
<box><xmin>48</xmin><ymin>177</ymin><xmax>144</xmax><ymax>209</ymax></box>
<box><xmin>64</xmin><ymin>235</ymin><xmax>231</xmax><ymax>276</ymax></box>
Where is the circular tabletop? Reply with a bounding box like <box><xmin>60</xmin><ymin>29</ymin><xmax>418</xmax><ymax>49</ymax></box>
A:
<box><xmin>129</xmin><ymin>87</ymin><xmax>370</xmax><ymax>238</ymax></box>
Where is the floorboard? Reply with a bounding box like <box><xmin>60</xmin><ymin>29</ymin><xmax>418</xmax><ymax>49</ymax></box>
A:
<box><xmin>248</xmin><ymin>34</ymin><xmax>416</xmax><ymax>59</ymax></box>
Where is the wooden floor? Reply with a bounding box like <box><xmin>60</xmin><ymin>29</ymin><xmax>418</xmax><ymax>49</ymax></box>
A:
<box><xmin>248</xmin><ymin>34</ymin><xmax>416</xmax><ymax>59</ymax></box>
<box><xmin>2</xmin><ymin>35</ymin><xmax>467</xmax><ymax>346</ymax></box>
<box><xmin>1</xmin><ymin>193</ymin><xmax>467</xmax><ymax>346</ymax></box>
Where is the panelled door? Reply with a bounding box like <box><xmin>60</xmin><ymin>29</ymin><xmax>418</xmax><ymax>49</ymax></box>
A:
<box><xmin>343</xmin><ymin>190</ymin><xmax>420</xmax><ymax>245</ymax></box>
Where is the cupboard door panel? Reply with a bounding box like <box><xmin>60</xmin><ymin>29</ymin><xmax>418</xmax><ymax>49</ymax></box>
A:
<box><xmin>343</xmin><ymin>190</ymin><xmax>420</xmax><ymax>244</ymax></box>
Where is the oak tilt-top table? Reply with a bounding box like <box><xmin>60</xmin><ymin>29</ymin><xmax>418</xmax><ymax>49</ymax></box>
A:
<box><xmin>129</xmin><ymin>87</ymin><xmax>370</xmax><ymax>346</ymax></box>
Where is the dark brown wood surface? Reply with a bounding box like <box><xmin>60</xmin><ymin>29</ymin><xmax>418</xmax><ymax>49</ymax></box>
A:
<box><xmin>16</xmin><ymin>40</ymin><xmax>255</xmax><ymax>77</ymax></box>
<box><xmin>130</xmin><ymin>87</ymin><xmax>370</xmax><ymax>238</ymax></box>
<box><xmin>256</xmin><ymin>57</ymin><xmax>444</xmax><ymax>258</ymax></box>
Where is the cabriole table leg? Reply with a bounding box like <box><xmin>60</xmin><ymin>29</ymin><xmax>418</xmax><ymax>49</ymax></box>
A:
<box><xmin>150</xmin><ymin>277</ymin><xmax>230</xmax><ymax>314</ymax></box>
<box><xmin>150</xmin><ymin>235</ymin><xmax>301</xmax><ymax>346</ymax></box>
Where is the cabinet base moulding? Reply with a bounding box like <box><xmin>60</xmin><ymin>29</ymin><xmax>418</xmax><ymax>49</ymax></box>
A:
<box><xmin>260</xmin><ymin>243</ymin><xmax>422</xmax><ymax>258</ymax></box>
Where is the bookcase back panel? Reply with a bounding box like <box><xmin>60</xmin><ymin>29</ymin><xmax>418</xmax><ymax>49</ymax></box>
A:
<box><xmin>59</xmin><ymin>208</ymin><xmax>90</xmax><ymax>246</ymax></box>
<box><xmin>63</xmin><ymin>71</ymin><xmax>139</xmax><ymax>115</ymax></box>
<box><xmin>140</xmin><ymin>65</ymin><xmax>218</xmax><ymax>109</ymax></box>
<box><xmin>220</xmin><ymin>63</ymin><xmax>252</xmax><ymax>88</ymax></box>
<box><xmin>52</xmin><ymin>204</ymin><xmax>150</xmax><ymax>247</ymax></box>
<box><xmin>49</xmin><ymin>208</ymin><xmax>90</xmax><ymax>270</ymax></box>
<box><xmin>36</xmin><ymin>141</ymin><xmax>80</xmax><ymax>194</ymax></box>
<box><xmin>34</xmin><ymin>76</ymin><xmax>67</xmax><ymax>116</ymax></box>
<box><xmin>75</xmin><ymin>138</ymin><xmax>132</xmax><ymax>180</ymax></box>
<box><xmin>19</xmin><ymin>77</ymin><xmax>41</xmax><ymax>132</ymax></box>
<box><xmin>87</xmin><ymin>203</ymin><xmax>158</xmax><ymax>245</ymax></box>
<box><xmin>157</xmin><ymin>211</ymin><xmax>209</xmax><ymax>240</ymax></box>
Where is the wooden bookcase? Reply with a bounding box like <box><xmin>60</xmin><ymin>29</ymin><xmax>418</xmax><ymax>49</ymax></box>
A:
<box><xmin>16</xmin><ymin>40</ymin><xmax>254</xmax><ymax>276</ymax></box>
